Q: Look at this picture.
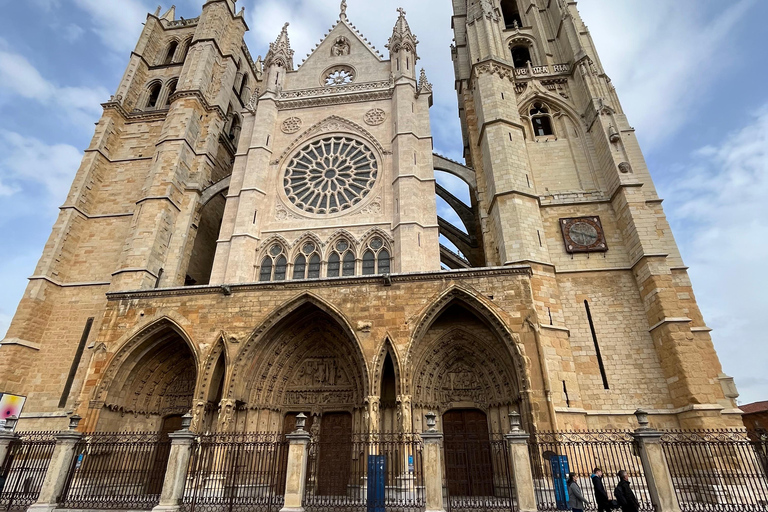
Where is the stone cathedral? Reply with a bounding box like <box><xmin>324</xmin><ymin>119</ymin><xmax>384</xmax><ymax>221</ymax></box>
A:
<box><xmin>0</xmin><ymin>0</ymin><xmax>742</xmax><ymax>441</ymax></box>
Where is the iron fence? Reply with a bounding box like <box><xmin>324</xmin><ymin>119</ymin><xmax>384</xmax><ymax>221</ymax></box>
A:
<box><xmin>303</xmin><ymin>433</ymin><xmax>424</xmax><ymax>512</ymax></box>
<box><xmin>444</xmin><ymin>434</ymin><xmax>516</xmax><ymax>512</ymax></box>
<box><xmin>528</xmin><ymin>431</ymin><xmax>654</xmax><ymax>511</ymax></box>
<box><xmin>661</xmin><ymin>429</ymin><xmax>768</xmax><ymax>511</ymax></box>
<box><xmin>59</xmin><ymin>432</ymin><xmax>171</xmax><ymax>510</ymax></box>
<box><xmin>181</xmin><ymin>433</ymin><xmax>289</xmax><ymax>512</ymax></box>
<box><xmin>0</xmin><ymin>432</ymin><xmax>57</xmax><ymax>512</ymax></box>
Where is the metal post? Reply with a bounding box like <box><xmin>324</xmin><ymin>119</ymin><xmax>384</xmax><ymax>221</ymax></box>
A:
<box><xmin>27</xmin><ymin>416</ymin><xmax>83</xmax><ymax>512</ymax></box>
<box><xmin>421</xmin><ymin>412</ymin><xmax>446</xmax><ymax>512</ymax></box>
<box><xmin>152</xmin><ymin>413</ymin><xmax>196</xmax><ymax>512</ymax></box>
<box><xmin>632</xmin><ymin>409</ymin><xmax>682</xmax><ymax>512</ymax></box>
<box><xmin>280</xmin><ymin>413</ymin><xmax>311</xmax><ymax>512</ymax></box>
<box><xmin>506</xmin><ymin>412</ymin><xmax>537</xmax><ymax>512</ymax></box>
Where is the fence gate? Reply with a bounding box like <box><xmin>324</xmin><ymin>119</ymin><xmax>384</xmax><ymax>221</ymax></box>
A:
<box><xmin>59</xmin><ymin>432</ymin><xmax>171</xmax><ymax>510</ymax></box>
<box><xmin>303</xmin><ymin>433</ymin><xmax>424</xmax><ymax>512</ymax></box>
<box><xmin>181</xmin><ymin>433</ymin><xmax>289</xmax><ymax>512</ymax></box>
<box><xmin>0</xmin><ymin>432</ymin><xmax>56</xmax><ymax>512</ymax></box>
<box><xmin>662</xmin><ymin>429</ymin><xmax>768</xmax><ymax>511</ymax></box>
<box><xmin>528</xmin><ymin>431</ymin><xmax>655</xmax><ymax>512</ymax></box>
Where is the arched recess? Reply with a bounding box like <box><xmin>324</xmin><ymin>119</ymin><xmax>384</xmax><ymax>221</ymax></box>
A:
<box><xmin>191</xmin><ymin>336</ymin><xmax>230</xmax><ymax>433</ymax></box>
<box><xmin>229</xmin><ymin>294</ymin><xmax>370</xmax><ymax>434</ymax></box>
<box><xmin>371</xmin><ymin>337</ymin><xmax>405</xmax><ymax>433</ymax></box>
<box><xmin>184</xmin><ymin>179</ymin><xmax>229</xmax><ymax>286</ymax></box>
<box><xmin>93</xmin><ymin>318</ymin><xmax>199</xmax><ymax>432</ymax></box>
<box><xmin>407</xmin><ymin>287</ymin><xmax>533</xmax><ymax>433</ymax></box>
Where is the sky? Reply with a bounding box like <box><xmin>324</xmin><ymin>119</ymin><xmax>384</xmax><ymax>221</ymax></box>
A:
<box><xmin>0</xmin><ymin>0</ymin><xmax>766</xmax><ymax>405</ymax></box>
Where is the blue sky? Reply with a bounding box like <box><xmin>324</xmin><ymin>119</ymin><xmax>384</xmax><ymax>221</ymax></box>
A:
<box><xmin>0</xmin><ymin>0</ymin><xmax>766</xmax><ymax>405</ymax></box>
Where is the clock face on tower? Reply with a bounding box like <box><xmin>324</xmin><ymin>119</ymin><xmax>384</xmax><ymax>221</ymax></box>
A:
<box><xmin>560</xmin><ymin>217</ymin><xmax>608</xmax><ymax>253</ymax></box>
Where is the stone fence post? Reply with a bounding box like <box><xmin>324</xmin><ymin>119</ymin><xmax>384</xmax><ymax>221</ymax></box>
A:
<box><xmin>421</xmin><ymin>412</ymin><xmax>446</xmax><ymax>512</ymax></box>
<box><xmin>0</xmin><ymin>416</ymin><xmax>18</xmax><ymax>466</ymax></box>
<box><xmin>27</xmin><ymin>415</ymin><xmax>83</xmax><ymax>512</ymax></box>
<box><xmin>152</xmin><ymin>413</ymin><xmax>196</xmax><ymax>512</ymax></box>
<box><xmin>506</xmin><ymin>412</ymin><xmax>537</xmax><ymax>512</ymax></box>
<box><xmin>280</xmin><ymin>413</ymin><xmax>311</xmax><ymax>512</ymax></box>
<box><xmin>632</xmin><ymin>409</ymin><xmax>681</xmax><ymax>512</ymax></box>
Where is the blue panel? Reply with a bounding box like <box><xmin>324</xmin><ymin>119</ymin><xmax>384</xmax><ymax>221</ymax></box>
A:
<box><xmin>367</xmin><ymin>454</ymin><xmax>386</xmax><ymax>512</ymax></box>
<box><xmin>550</xmin><ymin>455</ymin><xmax>570</xmax><ymax>510</ymax></box>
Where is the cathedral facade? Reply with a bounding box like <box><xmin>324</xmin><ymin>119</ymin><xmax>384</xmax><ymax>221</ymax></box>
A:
<box><xmin>0</xmin><ymin>0</ymin><xmax>742</xmax><ymax>441</ymax></box>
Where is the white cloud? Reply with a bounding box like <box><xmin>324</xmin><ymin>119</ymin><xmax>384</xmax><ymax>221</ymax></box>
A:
<box><xmin>72</xmin><ymin>0</ymin><xmax>150</xmax><ymax>53</ymax></box>
<box><xmin>0</xmin><ymin>130</ymin><xmax>83</xmax><ymax>204</ymax></box>
<box><xmin>662</xmin><ymin>104</ymin><xmax>768</xmax><ymax>404</ymax></box>
<box><xmin>0</xmin><ymin>47</ymin><xmax>108</xmax><ymax>128</ymax></box>
<box><xmin>578</xmin><ymin>0</ymin><xmax>754</xmax><ymax>149</ymax></box>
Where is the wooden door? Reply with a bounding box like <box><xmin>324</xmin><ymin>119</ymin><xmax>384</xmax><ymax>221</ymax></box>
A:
<box><xmin>443</xmin><ymin>409</ymin><xmax>494</xmax><ymax>497</ymax></box>
<box><xmin>317</xmin><ymin>412</ymin><xmax>353</xmax><ymax>496</ymax></box>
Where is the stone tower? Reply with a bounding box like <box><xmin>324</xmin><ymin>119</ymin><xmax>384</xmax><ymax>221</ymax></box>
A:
<box><xmin>0</xmin><ymin>0</ymin><xmax>740</xmax><ymax>435</ymax></box>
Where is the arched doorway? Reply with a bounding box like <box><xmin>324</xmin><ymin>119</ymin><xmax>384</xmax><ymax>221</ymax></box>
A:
<box><xmin>96</xmin><ymin>322</ymin><xmax>197</xmax><ymax>432</ymax></box>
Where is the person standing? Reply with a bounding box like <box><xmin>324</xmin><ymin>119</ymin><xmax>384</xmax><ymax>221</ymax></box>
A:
<box><xmin>614</xmin><ymin>470</ymin><xmax>640</xmax><ymax>512</ymax></box>
<box><xmin>567</xmin><ymin>472</ymin><xmax>587</xmax><ymax>512</ymax></box>
<box><xmin>591</xmin><ymin>467</ymin><xmax>611</xmax><ymax>512</ymax></box>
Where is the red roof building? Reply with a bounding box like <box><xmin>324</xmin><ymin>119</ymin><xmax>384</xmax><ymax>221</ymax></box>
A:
<box><xmin>740</xmin><ymin>401</ymin><xmax>768</xmax><ymax>430</ymax></box>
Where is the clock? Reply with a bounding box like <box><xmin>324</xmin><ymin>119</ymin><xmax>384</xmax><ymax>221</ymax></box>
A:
<box><xmin>560</xmin><ymin>217</ymin><xmax>608</xmax><ymax>253</ymax></box>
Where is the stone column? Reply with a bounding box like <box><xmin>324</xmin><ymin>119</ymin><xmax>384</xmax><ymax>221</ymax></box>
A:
<box><xmin>421</xmin><ymin>412</ymin><xmax>446</xmax><ymax>512</ymax></box>
<box><xmin>281</xmin><ymin>414</ymin><xmax>311</xmax><ymax>512</ymax></box>
<box><xmin>632</xmin><ymin>410</ymin><xmax>681</xmax><ymax>512</ymax></box>
<box><xmin>505</xmin><ymin>412</ymin><xmax>537</xmax><ymax>512</ymax></box>
<box><xmin>152</xmin><ymin>414</ymin><xmax>196</xmax><ymax>512</ymax></box>
<box><xmin>27</xmin><ymin>423</ymin><xmax>83</xmax><ymax>512</ymax></box>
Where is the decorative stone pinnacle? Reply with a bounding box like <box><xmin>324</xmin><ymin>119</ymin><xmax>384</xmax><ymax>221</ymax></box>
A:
<box><xmin>264</xmin><ymin>22</ymin><xmax>295</xmax><ymax>71</ymax></box>
<box><xmin>508</xmin><ymin>411</ymin><xmax>522</xmax><ymax>433</ymax></box>
<box><xmin>418</xmin><ymin>68</ymin><xmax>432</xmax><ymax>94</ymax></box>
<box><xmin>68</xmin><ymin>414</ymin><xmax>82</xmax><ymax>431</ymax></box>
<box><xmin>386</xmin><ymin>7</ymin><xmax>419</xmax><ymax>60</ymax></box>
<box><xmin>634</xmin><ymin>409</ymin><xmax>650</xmax><ymax>430</ymax></box>
<box><xmin>180</xmin><ymin>411</ymin><xmax>193</xmax><ymax>431</ymax></box>
<box><xmin>425</xmin><ymin>411</ymin><xmax>437</xmax><ymax>432</ymax></box>
<box><xmin>295</xmin><ymin>412</ymin><xmax>307</xmax><ymax>431</ymax></box>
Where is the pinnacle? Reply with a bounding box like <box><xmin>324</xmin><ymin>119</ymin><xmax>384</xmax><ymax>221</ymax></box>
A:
<box><xmin>387</xmin><ymin>7</ymin><xmax>419</xmax><ymax>59</ymax></box>
<box><xmin>160</xmin><ymin>5</ymin><xmax>176</xmax><ymax>22</ymax></box>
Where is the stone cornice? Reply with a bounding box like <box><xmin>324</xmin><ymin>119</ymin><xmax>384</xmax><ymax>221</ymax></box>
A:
<box><xmin>276</xmin><ymin>88</ymin><xmax>393</xmax><ymax>111</ymax></box>
<box><xmin>106</xmin><ymin>266</ymin><xmax>533</xmax><ymax>301</ymax></box>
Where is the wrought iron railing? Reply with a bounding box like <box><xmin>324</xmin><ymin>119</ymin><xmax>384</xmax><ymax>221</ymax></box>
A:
<box><xmin>0</xmin><ymin>432</ymin><xmax>57</xmax><ymax>512</ymax></box>
<box><xmin>181</xmin><ymin>433</ymin><xmax>289</xmax><ymax>512</ymax></box>
<box><xmin>528</xmin><ymin>431</ymin><xmax>654</xmax><ymax>511</ymax></box>
<box><xmin>661</xmin><ymin>429</ymin><xmax>768</xmax><ymax>511</ymax></box>
<box><xmin>59</xmin><ymin>432</ymin><xmax>171</xmax><ymax>510</ymax></box>
<box><xmin>303</xmin><ymin>433</ymin><xmax>424</xmax><ymax>512</ymax></box>
<box><xmin>445</xmin><ymin>434</ymin><xmax>516</xmax><ymax>512</ymax></box>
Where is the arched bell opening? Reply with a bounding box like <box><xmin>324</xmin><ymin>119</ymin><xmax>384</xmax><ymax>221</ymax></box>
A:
<box><xmin>184</xmin><ymin>188</ymin><xmax>227</xmax><ymax>286</ymax></box>
<box><xmin>96</xmin><ymin>324</ymin><xmax>197</xmax><ymax>433</ymax></box>
<box><xmin>232</xmin><ymin>300</ymin><xmax>369</xmax><ymax>435</ymax></box>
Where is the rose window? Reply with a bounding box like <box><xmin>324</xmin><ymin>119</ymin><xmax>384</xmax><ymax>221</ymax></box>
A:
<box><xmin>325</xmin><ymin>67</ymin><xmax>355</xmax><ymax>86</ymax></box>
<box><xmin>284</xmin><ymin>137</ymin><xmax>378</xmax><ymax>214</ymax></box>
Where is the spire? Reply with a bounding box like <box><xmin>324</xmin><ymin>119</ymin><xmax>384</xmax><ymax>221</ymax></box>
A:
<box><xmin>386</xmin><ymin>7</ymin><xmax>419</xmax><ymax>60</ymax></box>
<box><xmin>264</xmin><ymin>22</ymin><xmax>295</xmax><ymax>71</ymax></box>
<box><xmin>417</xmin><ymin>68</ymin><xmax>432</xmax><ymax>95</ymax></box>
<box><xmin>160</xmin><ymin>5</ymin><xmax>176</xmax><ymax>22</ymax></box>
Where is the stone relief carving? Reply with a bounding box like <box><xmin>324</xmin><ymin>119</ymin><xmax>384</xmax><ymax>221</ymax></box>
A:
<box><xmin>292</xmin><ymin>357</ymin><xmax>348</xmax><ymax>388</ymax></box>
<box><xmin>356</xmin><ymin>195</ymin><xmax>382</xmax><ymax>215</ymax></box>
<box><xmin>618</xmin><ymin>162</ymin><xmax>632</xmax><ymax>174</ymax></box>
<box><xmin>281</xmin><ymin>116</ymin><xmax>302</xmax><ymax>134</ymax></box>
<box><xmin>332</xmin><ymin>36</ymin><xmax>351</xmax><ymax>56</ymax></box>
<box><xmin>275</xmin><ymin>202</ymin><xmax>300</xmax><ymax>220</ymax></box>
<box><xmin>364</xmin><ymin>108</ymin><xmax>386</xmax><ymax>126</ymax></box>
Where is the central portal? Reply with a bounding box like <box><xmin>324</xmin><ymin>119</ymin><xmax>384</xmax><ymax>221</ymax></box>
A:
<box><xmin>444</xmin><ymin>409</ymin><xmax>494</xmax><ymax>497</ymax></box>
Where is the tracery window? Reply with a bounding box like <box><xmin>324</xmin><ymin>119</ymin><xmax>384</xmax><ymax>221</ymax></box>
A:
<box><xmin>259</xmin><ymin>244</ymin><xmax>288</xmax><ymax>282</ymax></box>
<box><xmin>362</xmin><ymin>236</ymin><xmax>391</xmax><ymax>275</ymax></box>
<box><xmin>293</xmin><ymin>242</ymin><xmax>322</xmax><ymax>280</ymax></box>
<box><xmin>284</xmin><ymin>137</ymin><xmax>378</xmax><ymax>215</ymax></box>
<box><xmin>327</xmin><ymin>239</ymin><xmax>355</xmax><ymax>277</ymax></box>
<box><xmin>530</xmin><ymin>102</ymin><xmax>554</xmax><ymax>137</ymax></box>
<box><xmin>324</xmin><ymin>66</ymin><xmax>355</xmax><ymax>86</ymax></box>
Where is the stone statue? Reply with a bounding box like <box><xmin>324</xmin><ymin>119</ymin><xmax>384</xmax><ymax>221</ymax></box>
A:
<box><xmin>340</xmin><ymin>0</ymin><xmax>347</xmax><ymax>17</ymax></box>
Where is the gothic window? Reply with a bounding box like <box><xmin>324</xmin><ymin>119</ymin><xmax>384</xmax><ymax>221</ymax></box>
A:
<box><xmin>511</xmin><ymin>45</ymin><xmax>531</xmax><ymax>68</ymax></box>
<box><xmin>164</xmin><ymin>79</ymin><xmax>177</xmax><ymax>107</ymax></box>
<box><xmin>284</xmin><ymin>137</ymin><xmax>378</xmax><ymax>215</ymax></box>
<box><xmin>146</xmin><ymin>82</ymin><xmax>162</xmax><ymax>109</ymax></box>
<box><xmin>164</xmin><ymin>41</ymin><xmax>178</xmax><ymax>65</ymax></box>
<box><xmin>293</xmin><ymin>242</ymin><xmax>321</xmax><ymax>280</ymax></box>
<box><xmin>530</xmin><ymin>102</ymin><xmax>554</xmax><ymax>137</ymax></box>
<box><xmin>324</xmin><ymin>66</ymin><xmax>355</xmax><ymax>86</ymax></box>
<box><xmin>500</xmin><ymin>0</ymin><xmax>523</xmax><ymax>29</ymax></box>
<box><xmin>328</xmin><ymin>239</ymin><xmax>355</xmax><ymax>277</ymax></box>
<box><xmin>239</xmin><ymin>74</ymin><xmax>249</xmax><ymax>97</ymax></box>
<box><xmin>362</xmin><ymin>236</ymin><xmax>391</xmax><ymax>275</ymax></box>
<box><xmin>259</xmin><ymin>244</ymin><xmax>287</xmax><ymax>282</ymax></box>
<box><xmin>229</xmin><ymin>115</ymin><xmax>242</xmax><ymax>146</ymax></box>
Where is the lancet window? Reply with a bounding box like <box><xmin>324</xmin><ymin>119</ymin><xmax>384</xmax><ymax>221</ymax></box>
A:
<box><xmin>500</xmin><ymin>0</ymin><xmax>523</xmax><ymax>29</ymax></box>
<box><xmin>146</xmin><ymin>82</ymin><xmax>162</xmax><ymax>109</ymax></box>
<box><xmin>259</xmin><ymin>244</ymin><xmax>288</xmax><ymax>282</ymax></box>
<box><xmin>362</xmin><ymin>236</ymin><xmax>391</xmax><ymax>275</ymax></box>
<box><xmin>511</xmin><ymin>45</ymin><xmax>532</xmax><ymax>68</ymax></box>
<box><xmin>328</xmin><ymin>239</ymin><xmax>356</xmax><ymax>277</ymax></box>
<box><xmin>293</xmin><ymin>242</ymin><xmax>322</xmax><ymax>280</ymax></box>
<box><xmin>530</xmin><ymin>102</ymin><xmax>554</xmax><ymax>137</ymax></box>
<box><xmin>163</xmin><ymin>41</ymin><xmax>178</xmax><ymax>65</ymax></box>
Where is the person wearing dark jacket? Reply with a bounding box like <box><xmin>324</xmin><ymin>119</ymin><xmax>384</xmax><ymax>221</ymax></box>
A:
<box><xmin>614</xmin><ymin>470</ymin><xmax>640</xmax><ymax>512</ymax></box>
<box><xmin>591</xmin><ymin>468</ymin><xmax>611</xmax><ymax>512</ymax></box>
